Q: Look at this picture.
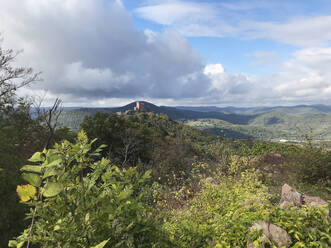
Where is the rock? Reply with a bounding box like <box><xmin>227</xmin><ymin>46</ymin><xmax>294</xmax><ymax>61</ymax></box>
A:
<box><xmin>280</xmin><ymin>184</ymin><xmax>302</xmax><ymax>209</ymax></box>
<box><xmin>303</xmin><ymin>195</ymin><xmax>329</xmax><ymax>216</ymax></box>
<box><xmin>304</xmin><ymin>195</ymin><xmax>328</xmax><ymax>206</ymax></box>
<box><xmin>268</xmin><ymin>223</ymin><xmax>291</xmax><ymax>247</ymax></box>
<box><xmin>247</xmin><ymin>221</ymin><xmax>291</xmax><ymax>248</ymax></box>
<box><xmin>279</xmin><ymin>201</ymin><xmax>292</xmax><ymax>210</ymax></box>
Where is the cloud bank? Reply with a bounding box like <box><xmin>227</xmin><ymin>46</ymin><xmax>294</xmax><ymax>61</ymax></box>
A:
<box><xmin>0</xmin><ymin>0</ymin><xmax>209</xmax><ymax>103</ymax></box>
<box><xmin>0</xmin><ymin>0</ymin><xmax>331</xmax><ymax>106</ymax></box>
<box><xmin>136</xmin><ymin>0</ymin><xmax>331</xmax><ymax>47</ymax></box>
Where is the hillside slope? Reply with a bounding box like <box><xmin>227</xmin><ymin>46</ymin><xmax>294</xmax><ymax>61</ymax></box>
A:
<box><xmin>57</xmin><ymin>101</ymin><xmax>257</xmax><ymax>130</ymax></box>
<box><xmin>57</xmin><ymin>102</ymin><xmax>331</xmax><ymax>143</ymax></box>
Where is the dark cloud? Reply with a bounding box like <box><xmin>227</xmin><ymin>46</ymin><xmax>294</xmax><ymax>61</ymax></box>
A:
<box><xmin>0</xmin><ymin>0</ymin><xmax>213</xmax><ymax>102</ymax></box>
<box><xmin>2</xmin><ymin>0</ymin><xmax>330</xmax><ymax>107</ymax></box>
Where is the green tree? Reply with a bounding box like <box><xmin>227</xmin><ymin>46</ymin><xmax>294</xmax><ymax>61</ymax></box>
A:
<box><xmin>0</xmin><ymin>37</ymin><xmax>44</xmax><ymax>246</ymax></box>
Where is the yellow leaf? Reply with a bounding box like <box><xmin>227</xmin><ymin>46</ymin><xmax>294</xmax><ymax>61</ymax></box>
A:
<box><xmin>294</xmin><ymin>233</ymin><xmax>300</xmax><ymax>240</ymax></box>
<box><xmin>54</xmin><ymin>225</ymin><xmax>60</xmax><ymax>231</ymax></box>
<box><xmin>90</xmin><ymin>239</ymin><xmax>109</xmax><ymax>248</ymax></box>
<box><xmin>17</xmin><ymin>184</ymin><xmax>37</xmax><ymax>202</ymax></box>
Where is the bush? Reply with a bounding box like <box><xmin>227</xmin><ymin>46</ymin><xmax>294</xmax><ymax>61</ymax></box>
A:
<box><xmin>10</xmin><ymin>131</ymin><xmax>168</xmax><ymax>248</ymax></box>
<box><xmin>162</xmin><ymin>168</ymin><xmax>330</xmax><ymax>247</ymax></box>
<box><xmin>292</xmin><ymin>142</ymin><xmax>331</xmax><ymax>184</ymax></box>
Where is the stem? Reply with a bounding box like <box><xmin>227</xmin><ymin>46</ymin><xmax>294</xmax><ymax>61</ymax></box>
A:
<box><xmin>26</xmin><ymin>203</ymin><xmax>37</xmax><ymax>248</ymax></box>
<box><xmin>26</xmin><ymin>182</ymin><xmax>42</xmax><ymax>248</ymax></box>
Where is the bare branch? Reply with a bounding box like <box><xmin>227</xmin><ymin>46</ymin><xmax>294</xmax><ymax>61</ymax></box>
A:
<box><xmin>44</xmin><ymin>98</ymin><xmax>63</xmax><ymax>149</ymax></box>
<box><xmin>0</xmin><ymin>38</ymin><xmax>41</xmax><ymax>102</ymax></box>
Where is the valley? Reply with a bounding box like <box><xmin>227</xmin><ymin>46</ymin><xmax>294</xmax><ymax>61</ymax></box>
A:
<box><xmin>57</xmin><ymin>101</ymin><xmax>331</xmax><ymax>144</ymax></box>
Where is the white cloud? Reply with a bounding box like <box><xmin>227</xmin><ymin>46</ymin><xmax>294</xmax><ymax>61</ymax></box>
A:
<box><xmin>271</xmin><ymin>47</ymin><xmax>331</xmax><ymax>101</ymax></box>
<box><xmin>202</xmin><ymin>46</ymin><xmax>331</xmax><ymax>105</ymax></box>
<box><xmin>135</xmin><ymin>0</ymin><xmax>239</xmax><ymax>38</ymax></box>
<box><xmin>135</xmin><ymin>1</ymin><xmax>331</xmax><ymax>47</ymax></box>
<box><xmin>0</xmin><ymin>0</ymin><xmax>213</xmax><ymax>103</ymax></box>
<box><xmin>204</xmin><ymin>64</ymin><xmax>256</xmax><ymax>102</ymax></box>
<box><xmin>250</xmin><ymin>16</ymin><xmax>331</xmax><ymax>47</ymax></box>
<box><xmin>135</xmin><ymin>1</ymin><xmax>216</xmax><ymax>26</ymax></box>
<box><xmin>2</xmin><ymin>0</ymin><xmax>331</xmax><ymax>107</ymax></box>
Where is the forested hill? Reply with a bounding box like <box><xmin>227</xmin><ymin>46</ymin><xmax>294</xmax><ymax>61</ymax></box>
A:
<box><xmin>176</xmin><ymin>104</ymin><xmax>331</xmax><ymax>115</ymax></box>
<box><xmin>57</xmin><ymin>101</ymin><xmax>258</xmax><ymax>130</ymax></box>
<box><xmin>57</xmin><ymin>102</ymin><xmax>331</xmax><ymax>143</ymax></box>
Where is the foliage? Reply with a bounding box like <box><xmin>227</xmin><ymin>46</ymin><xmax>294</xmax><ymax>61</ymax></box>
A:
<box><xmin>186</xmin><ymin>111</ymin><xmax>331</xmax><ymax>143</ymax></box>
<box><xmin>7</xmin><ymin>114</ymin><xmax>331</xmax><ymax>248</ymax></box>
<box><xmin>80</xmin><ymin>112</ymin><xmax>211</xmax><ymax>186</ymax></box>
<box><xmin>162</xmin><ymin>166</ymin><xmax>330</xmax><ymax>247</ymax></box>
<box><xmin>0</xmin><ymin>38</ymin><xmax>45</xmax><ymax>247</ymax></box>
<box><xmin>289</xmin><ymin>140</ymin><xmax>331</xmax><ymax>184</ymax></box>
<box><xmin>10</xmin><ymin>131</ymin><xmax>167</xmax><ymax>248</ymax></box>
<box><xmin>238</xmin><ymin>140</ymin><xmax>300</xmax><ymax>156</ymax></box>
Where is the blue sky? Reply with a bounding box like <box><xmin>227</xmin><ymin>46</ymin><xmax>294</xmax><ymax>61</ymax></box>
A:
<box><xmin>127</xmin><ymin>0</ymin><xmax>329</xmax><ymax>74</ymax></box>
<box><xmin>1</xmin><ymin>0</ymin><xmax>331</xmax><ymax>106</ymax></box>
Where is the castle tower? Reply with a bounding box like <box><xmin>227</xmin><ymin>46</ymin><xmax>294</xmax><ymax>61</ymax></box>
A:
<box><xmin>134</xmin><ymin>101</ymin><xmax>145</xmax><ymax>111</ymax></box>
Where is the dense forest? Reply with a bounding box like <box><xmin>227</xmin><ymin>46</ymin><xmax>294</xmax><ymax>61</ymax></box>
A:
<box><xmin>1</xmin><ymin>42</ymin><xmax>330</xmax><ymax>247</ymax></box>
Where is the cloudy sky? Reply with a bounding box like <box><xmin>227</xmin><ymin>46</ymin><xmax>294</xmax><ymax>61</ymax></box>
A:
<box><xmin>1</xmin><ymin>0</ymin><xmax>331</xmax><ymax>107</ymax></box>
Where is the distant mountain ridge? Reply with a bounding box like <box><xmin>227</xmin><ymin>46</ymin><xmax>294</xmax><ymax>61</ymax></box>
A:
<box><xmin>57</xmin><ymin>102</ymin><xmax>331</xmax><ymax>143</ymax></box>
<box><xmin>175</xmin><ymin>104</ymin><xmax>331</xmax><ymax>115</ymax></box>
<box><xmin>59</xmin><ymin>101</ymin><xmax>258</xmax><ymax>126</ymax></box>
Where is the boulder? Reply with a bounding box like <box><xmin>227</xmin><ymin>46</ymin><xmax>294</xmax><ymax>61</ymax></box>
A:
<box><xmin>280</xmin><ymin>184</ymin><xmax>302</xmax><ymax>209</ymax></box>
<box><xmin>247</xmin><ymin>221</ymin><xmax>291</xmax><ymax>248</ymax></box>
<box><xmin>279</xmin><ymin>184</ymin><xmax>329</xmax><ymax>215</ymax></box>
<box><xmin>303</xmin><ymin>195</ymin><xmax>329</xmax><ymax>216</ymax></box>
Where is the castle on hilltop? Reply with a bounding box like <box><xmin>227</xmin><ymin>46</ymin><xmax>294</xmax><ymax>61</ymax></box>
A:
<box><xmin>117</xmin><ymin>101</ymin><xmax>150</xmax><ymax>115</ymax></box>
<box><xmin>134</xmin><ymin>101</ymin><xmax>146</xmax><ymax>112</ymax></box>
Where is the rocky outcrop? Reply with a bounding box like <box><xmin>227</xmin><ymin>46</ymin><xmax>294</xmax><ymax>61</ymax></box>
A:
<box><xmin>280</xmin><ymin>184</ymin><xmax>329</xmax><ymax>216</ymax></box>
<box><xmin>303</xmin><ymin>195</ymin><xmax>329</xmax><ymax>216</ymax></box>
<box><xmin>247</xmin><ymin>221</ymin><xmax>291</xmax><ymax>248</ymax></box>
<box><xmin>279</xmin><ymin>184</ymin><xmax>302</xmax><ymax>209</ymax></box>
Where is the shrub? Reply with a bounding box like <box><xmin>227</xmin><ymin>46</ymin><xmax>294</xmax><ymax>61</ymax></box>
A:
<box><xmin>162</xmin><ymin>168</ymin><xmax>330</xmax><ymax>247</ymax></box>
<box><xmin>292</xmin><ymin>142</ymin><xmax>331</xmax><ymax>184</ymax></box>
<box><xmin>9</xmin><ymin>131</ymin><xmax>167</xmax><ymax>248</ymax></box>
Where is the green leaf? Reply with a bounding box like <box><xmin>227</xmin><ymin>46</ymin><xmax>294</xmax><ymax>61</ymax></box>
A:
<box><xmin>43</xmin><ymin>168</ymin><xmax>60</xmax><ymax>179</ymax></box>
<box><xmin>90</xmin><ymin>239</ymin><xmax>109</xmax><ymax>248</ymax></box>
<box><xmin>142</xmin><ymin>170</ymin><xmax>151</xmax><ymax>180</ymax></box>
<box><xmin>98</xmin><ymin>144</ymin><xmax>108</xmax><ymax>149</ymax></box>
<box><xmin>43</xmin><ymin>158</ymin><xmax>62</xmax><ymax>168</ymax></box>
<box><xmin>42</xmin><ymin>182</ymin><xmax>63</xmax><ymax>197</ymax></box>
<box><xmin>54</xmin><ymin>225</ymin><xmax>60</xmax><ymax>231</ymax></box>
<box><xmin>17</xmin><ymin>241</ymin><xmax>25</xmax><ymax>248</ymax></box>
<box><xmin>8</xmin><ymin>240</ymin><xmax>17</xmax><ymax>247</ymax></box>
<box><xmin>22</xmin><ymin>173</ymin><xmax>41</xmax><ymax>187</ymax></box>
<box><xmin>118</xmin><ymin>187</ymin><xmax>133</xmax><ymax>201</ymax></box>
<box><xmin>28</xmin><ymin>152</ymin><xmax>45</xmax><ymax>163</ymax></box>
<box><xmin>8</xmin><ymin>240</ymin><xmax>25</xmax><ymax>248</ymax></box>
<box><xmin>20</xmin><ymin>165</ymin><xmax>42</xmax><ymax>174</ymax></box>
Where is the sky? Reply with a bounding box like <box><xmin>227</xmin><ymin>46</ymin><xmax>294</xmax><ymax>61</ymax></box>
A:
<box><xmin>1</xmin><ymin>0</ymin><xmax>331</xmax><ymax>107</ymax></box>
